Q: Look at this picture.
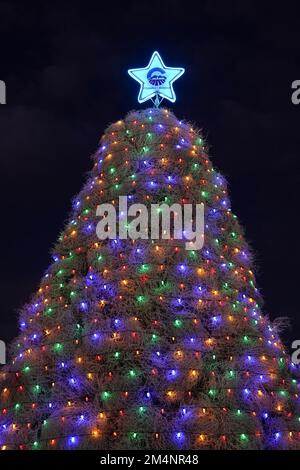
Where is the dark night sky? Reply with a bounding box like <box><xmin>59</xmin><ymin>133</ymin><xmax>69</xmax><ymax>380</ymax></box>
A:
<box><xmin>0</xmin><ymin>1</ymin><xmax>299</xmax><ymax>350</ymax></box>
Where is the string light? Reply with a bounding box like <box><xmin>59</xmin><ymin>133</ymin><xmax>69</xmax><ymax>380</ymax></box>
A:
<box><xmin>0</xmin><ymin>107</ymin><xmax>299</xmax><ymax>451</ymax></box>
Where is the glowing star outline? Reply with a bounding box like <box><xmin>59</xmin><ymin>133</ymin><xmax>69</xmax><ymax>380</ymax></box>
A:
<box><xmin>128</xmin><ymin>51</ymin><xmax>185</xmax><ymax>105</ymax></box>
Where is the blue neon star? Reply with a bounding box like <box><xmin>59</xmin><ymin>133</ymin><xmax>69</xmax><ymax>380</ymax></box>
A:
<box><xmin>128</xmin><ymin>51</ymin><xmax>185</xmax><ymax>105</ymax></box>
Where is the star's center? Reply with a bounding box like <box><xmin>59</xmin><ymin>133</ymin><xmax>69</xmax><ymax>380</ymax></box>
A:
<box><xmin>147</xmin><ymin>67</ymin><xmax>166</xmax><ymax>87</ymax></box>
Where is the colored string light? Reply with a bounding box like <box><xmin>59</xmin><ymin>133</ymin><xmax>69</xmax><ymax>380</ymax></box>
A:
<box><xmin>0</xmin><ymin>108</ymin><xmax>299</xmax><ymax>450</ymax></box>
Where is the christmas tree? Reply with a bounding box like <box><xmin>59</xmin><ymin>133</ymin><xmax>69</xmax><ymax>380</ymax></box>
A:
<box><xmin>1</xmin><ymin>53</ymin><xmax>300</xmax><ymax>451</ymax></box>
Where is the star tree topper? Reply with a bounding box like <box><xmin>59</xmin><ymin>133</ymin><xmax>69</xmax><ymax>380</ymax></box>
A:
<box><xmin>128</xmin><ymin>51</ymin><xmax>185</xmax><ymax>107</ymax></box>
